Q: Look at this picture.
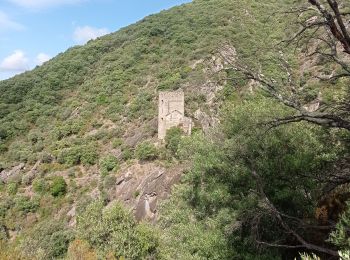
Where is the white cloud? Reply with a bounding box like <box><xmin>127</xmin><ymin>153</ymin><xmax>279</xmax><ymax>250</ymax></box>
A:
<box><xmin>0</xmin><ymin>50</ymin><xmax>29</xmax><ymax>72</ymax></box>
<box><xmin>0</xmin><ymin>51</ymin><xmax>52</xmax><ymax>80</ymax></box>
<box><xmin>73</xmin><ymin>26</ymin><xmax>109</xmax><ymax>44</ymax></box>
<box><xmin>7</xmin><ymin>0</ymin><xmax>84</xmax><ymax>9</ymax></box>
<box><xmin>0</xmin><ymin>11</ymin><xmax>24</xmax><ymax>32</ymax></box>
<box><xmin>36</xmin><ymin>53</ymin><xmax>51</xmax><ymax>65</ymax></box>
<box><xmin>0</xmin><ymin>71</ymin><xmax>16</xmax><ymax>81</ymax></box>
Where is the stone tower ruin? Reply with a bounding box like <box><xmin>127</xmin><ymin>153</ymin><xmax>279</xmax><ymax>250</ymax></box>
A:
<box><xmin>158</xmin><ymin>90</ymin><xmax>192</xmax><ymax>140</ymax></box>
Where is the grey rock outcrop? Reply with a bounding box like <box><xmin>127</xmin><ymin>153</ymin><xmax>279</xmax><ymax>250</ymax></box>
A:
<box><xmin>194</xmin><ymin>108</ymin><xmax>219</xmax><ymax>133</ymax></box>
<box><xmin>111</xmin><ymin>162</ymin><xmax>182</xmax><ymax>222</ymax></box>
<box><xmin>0</xmin><ymin>163</ymin><xmax>25</xmax><ymax>183</ymax></box>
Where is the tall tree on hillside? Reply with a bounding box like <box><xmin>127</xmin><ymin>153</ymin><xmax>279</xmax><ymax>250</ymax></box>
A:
<box><xmin>220</xmin><ymin>0</ymin><xmax>350</xmax><ymax>257</ymax></box>
<box><xmin>222</xmin><ymin>0</ymin><xmax>350</xmax><ymax>131</ymax></box>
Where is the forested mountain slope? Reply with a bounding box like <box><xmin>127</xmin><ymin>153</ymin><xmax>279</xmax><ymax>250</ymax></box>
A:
<box><xmin>0</xmin><ymin>0</ymin><xmax>349</xmax><ymax>259</ymax></box>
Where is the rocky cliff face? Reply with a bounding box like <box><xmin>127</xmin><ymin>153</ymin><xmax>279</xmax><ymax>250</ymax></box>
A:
<box><xmin>114</xmin><ymin>162</ymin><xmax>183</xmax><ymax>221</ymax></box>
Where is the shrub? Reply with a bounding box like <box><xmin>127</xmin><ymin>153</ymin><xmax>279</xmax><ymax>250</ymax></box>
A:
<box><xmin>165</xmin><ymin>127</ymin><xmax>183</xmax><ymax>155</ymax></box>
<box><xmin>103</xmin><ymin>175</ymin><xmax>116</xmax><ymax>190</ymax></box>
<box><xmin>7</xmin><ymin>183</ymin><xmax>17</xmax><ymax>195</ymax></box>
<box><xmin>50</xmin><ymin>176</ymin><xmax>67</xmax><ymax>197</ymax></box>
<box><xmin>76</xmin><ymin>201</ymin><xmax>159</xmax><ymax>259</ymax></box>
<box><xmin>0</xmin><ymin>226</ymin><xmax>7</xmax><ymax>241</ymax></box>
<box><xmin>112</xmin><ymin>138</ymin><xmax>123</xmax><ymax>148</ymax></box>
<box><xmin>121</xmin><ymin>148</ymin><xmax>133</xmax><ymax>161</ymax></box>
<box><xmin>57</xmin><ymin>145</ymin><xmax>98</xmax><ymax>166</ymax></box>
<box><xmin>40</xmin><ymin>152</ymin><xmax>53</xmax><ymax>164</ymax></box>
<box><xmin>20</xmin><ymin>220</ymin><xmax>74</xmax><ymax>259</ymax></box>
<box><xmin>33</xmin><ymin>178</ymin><xmax>47</xmax><ymax>194</ymax></box>
<box><xmin>0</xmin><ymin>198</ymin><xmax>13</xmax><ymax>219</ymax></box>
<box><xmin>57</xmin><ymin>147</ymin><xmax>80</xmax><ymax>166</ymax></box>
<box><xmin>100</xmin><ymin>155</ymin><xmax>119</xmax><ymax>176</ymax></box>
<box><xmin>330</xmin><ymin>202</ymin><xmax>350</xmax><ymax>250</ymax></box>
<box><xmin>67</xmin><ymin>239</ymin><xmax>97</xmax><ymax>260</ymax></box>
<box><xmin>133</xmin><ymin>190</ymin><xmax>140</xmax><ymax>198</ymax></box>
<box><xmin>80</xmin><ymin>145</ymin><xmax>98</xmax><ymax>165</ymax></box>
<box><xmin>135</xmin><ymin>141</ymin><xmax>158</xmax><ymax>161</ymax></box>
<box><xmin>14</xmin><ymin>196</ymin><xmax>40</xmax><ymax>214</ymax></box>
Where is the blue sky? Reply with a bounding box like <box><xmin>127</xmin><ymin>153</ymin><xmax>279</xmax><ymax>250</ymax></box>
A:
<box><xmin>0</xmin><ymin>0</ymin><xmax>192</xmax><ymax>80</ymax></box>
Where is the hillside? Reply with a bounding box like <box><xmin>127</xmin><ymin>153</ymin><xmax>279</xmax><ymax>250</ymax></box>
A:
<box><xmin>0</xmin><ymin>0</ymin><xmax>291</xmax><ymax>166</ymax></box>
<box><xmin>0</xmin><ymin>0</ymin><xmax>350</xmax><ymax>259</ymax></box>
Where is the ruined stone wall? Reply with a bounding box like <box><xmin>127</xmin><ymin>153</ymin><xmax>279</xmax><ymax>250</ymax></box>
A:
<box><xmin>158</xmin><ymin>90</ymin><xmax>185</xmax><ymax>139</ymax></box>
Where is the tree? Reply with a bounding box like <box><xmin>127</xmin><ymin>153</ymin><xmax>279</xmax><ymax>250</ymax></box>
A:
<box><xmin>217</xmin><ymin>0</ymin><xmax>350</xmax><ymax>257</ymax></box>
<box><xmin>221</xmin><ymin>0</ymin><xmax>350</xmax><ymax>131</ymax></box>
<box><xmin>76</xmin><ymin>201</ymin><xmax>159</xmax><ymax>259</ymax></box>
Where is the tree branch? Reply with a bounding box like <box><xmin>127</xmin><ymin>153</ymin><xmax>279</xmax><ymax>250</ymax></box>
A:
<box><xmin>268</xmin><ymin>113</ymin><xmax>350</xmax><ymax>131</ymax></box>
<box><xmin>251</xmin><ymin>170</ymin><xmax>340</xmax><ymax>257</ymax></box>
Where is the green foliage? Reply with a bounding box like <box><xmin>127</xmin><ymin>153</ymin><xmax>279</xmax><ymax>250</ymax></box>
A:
<box><xmin>159</xmin><ymin>185</ymin><xmax>237</xmax><ymax>260</ymax></box>
<box><xmin>0</xmin><ymin>199</ymin><xmax>13</xmax><ymax>219</ymax></box>
<box><xmin>0</xmin><ymin>0</ymin><xmax>293</xmax><ymax>168</ymax></box>
<box><xmin>66</xmin><ymin>239</ymin><xmax>97</xmax><ymax>259</ymax></box>
<box><xmin>54</xmin><ymin>121</ymin><xmax>83</xmax><ymax>140</ymax></box>
<box><xmin>14</xmin><ymin>196</ymin><xmax>40</xmax><ymax>214</ymax></box>
<box><xmin>112</xmin><ymin>138</ymin><xmax>123</xmax><ymax>148</ymax></box>
<box><xmin>102</xmin><ymin>175</ymin><xmax>116</xmax><ymax>190</ymax></box>
<box><xmin>20</xmin><ymin>220</ymin><xmax>74</xmax><ymax>259</ymax></box>
<box><xmin>329</xmin><ymin>202</ymin><xmax>350</xmax><ymax>250</ymax></box>
<box><xmin>128</xmin><ymin>93</ymin><xmax>154</xmax><ymax>120</ymax></box>
<box><xmin>76</xmin><ymin>200</ymin><xmax>159</xmax><ymax>259</ymax></box>
<box><xmin>50</xmin><ymin>176</ymin><xmax>67</xmax><ymax>197</ymax></box>
<box><xmin>32</xmin><ymin>178</ymin><xmax>47</xmax><ymax>194</ymax></box>
<box><xmin>57</xmin><ymin>144</ymin><xmax>98</xmax><ymax>166</ymax></box>
<box><xmin>299</xmin><ymin>253</ymin><xmax>320</xmax><ymax>260</ymax></box>
<box><xmin>80</xmin><ymin>145</ymin><xmax>99</xmax><ymax>165</ymax></box>
<box><xmin>165</xmin><ymin>127</ymin><xmax>183</xmax><ymax>156</ymax></box>
<box><xmin>121</xmin><ymin>147</ymin><xmax>133</xmax><ymax>161</ymax></box>
<box><xmin>159</xmin><ymin>96</ymin><xmax>347</xmax><ymax>259</ymax></box>
<box><xmin>133</xmin><ymin>190</ymin><xmax>140</xmax><ymax>198</ymax></box>
<box><xmin>0</xmin><ymin>0</ymin><xmax>348</xmax><ymax>258</ymax></box>
<box><xmin>135</xmin><ymin>141</ymin><xmax>158</xmax><ymax>161</ymax></box>
<box><xmin>57</xmin><ymin>147</ymin><xmax>82</xmax><ymax>166</ymax></box>
<box><xmin>6</xmin><ymin>183</ymin><xmax>17</xmax><ymax>195</ymax></box>
<box><xmin>99</xmin><ymin>155</ymin><xmax>119</xmax><ymax>176</ymax></box>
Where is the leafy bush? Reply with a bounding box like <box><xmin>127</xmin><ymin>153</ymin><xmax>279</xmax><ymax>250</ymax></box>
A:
<box><xmin>67</xmin><ymin>239</ymin><xmax>97</xmax><ymax>260</ymax></box>
<box><xmin>14</xmin><ymin>196</ymin><xmax>40</xmax><ymax>214</ymax></box>
<box><xmin>165</xmin><ymin>127</ymin><xmax>183</xmax><ymax>155</ymax></box>
<box><xmin>330</xmin><ymin>202</ymin><xmax>350</xmax><ymax>250</ymax></box>
<box><xmin>40</xmin><ymin>152</ymin><xmax>53</xmax><ymax>164</ymax></box>
<box><xmin>20</xmin><ymin>220</ymin><xmax>74</xmax><ymax>259</ymax></box>
<box><xmin>103</xmin><ymin>175</ymin><xmax>116</xmax><ymax>190</ymax></box>
<box><xmin>0</xmin><ymin>198</ymin><xmax>13</xmax><ymax>219</ymax></box>
<box><xmin>80</xmin><ymin>145</ymin><xmax>99</xmax><ymax>165</ymax></box>
<box><xmin>32</xmin><ymin>178</ymin><xmax>47</xmax><ymax>194</ymax></box>
<box><xmin>99</xmin><ymin>155</ymin><xmax>119</xmax><ymax>176</ymax></box>
<box><xmin>135</xmin><ymin>141</ymin><xmax>158</xmax><ymax>161</ymax></box>
<box><xmin>112</xmin><ymin>138</ymin><xmax>123</xmax><ymax>148</ymax></box>
<box><xmin>50</xmin><ymin>176</ymin><xmax>67</xmax><ymax>197</ymax></box>
<box><xmin>57</xmin><ymin>147</ymin><xmax>80</xmax><ymax>166</ymax></box>
<box><xmin>76</xmin><ymin>201</ymin><xmax>159</xmax><ymax>259</ymax></box>
<box><xmin>7</xmin><ymin>183</ymin><xmax>17</xmax><ymax>195</ymax></box>
<box><xmin>57</xmin><ymin>144</ymin><xmax>98</xmax><ymax>166</ymax></box>
<box><xmin>121</xmin><ymin>148</ymin><xmax>133</xmax><ymax>161</ymax></box>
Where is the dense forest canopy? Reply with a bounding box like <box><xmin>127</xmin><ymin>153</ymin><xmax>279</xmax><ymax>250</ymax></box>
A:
<box><xmin>0</xmin><ymin>0</ymin><xmax>349</xmax><ymax>259</ymax></box>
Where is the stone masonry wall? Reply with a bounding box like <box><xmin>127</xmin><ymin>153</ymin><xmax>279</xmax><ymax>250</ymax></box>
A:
<box><xmin>158</xmin><ymin>90</ymin><xmax>185</xmax><ymax>140</ymax></box>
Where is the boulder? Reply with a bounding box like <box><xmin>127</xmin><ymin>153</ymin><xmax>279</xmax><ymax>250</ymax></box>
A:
<box><xmin>114</xmin><ymin>162</ymin><xmax>183</xmax><ymax>222</ymax></box>
<box><xmin>0</xmin><ymin>163</ymin><xmax>25</xmax><ymax>183</ymax></box>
